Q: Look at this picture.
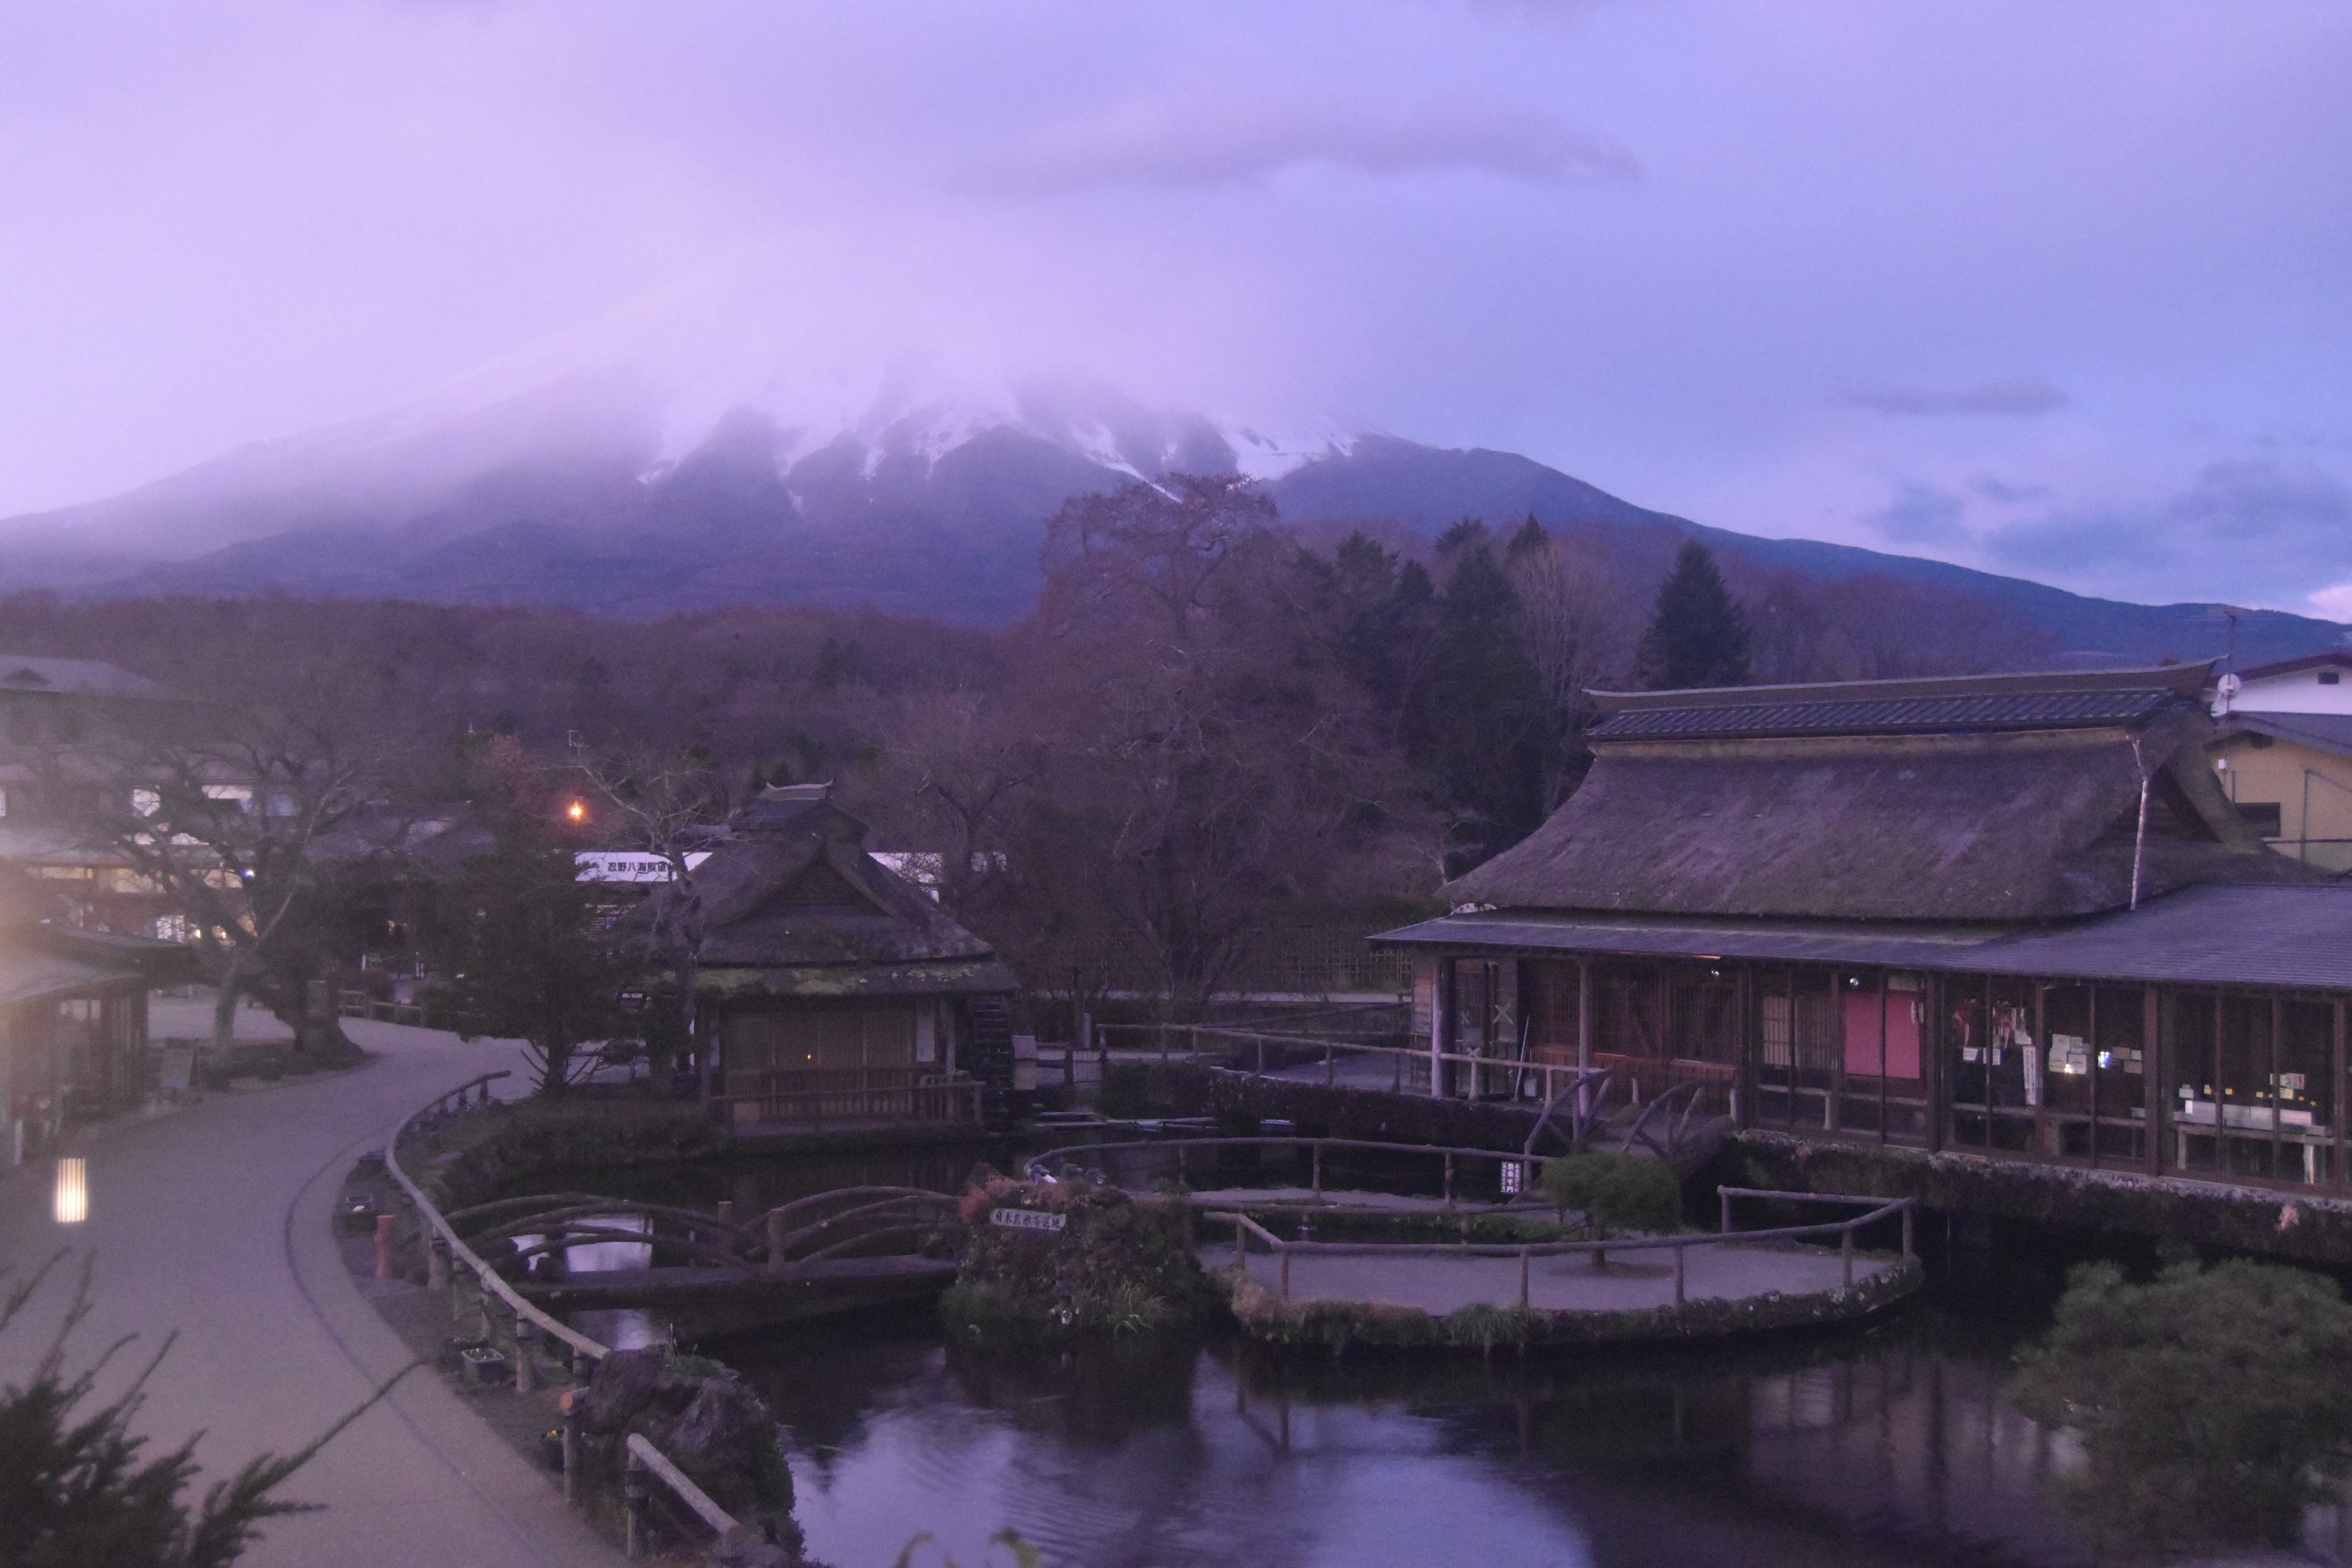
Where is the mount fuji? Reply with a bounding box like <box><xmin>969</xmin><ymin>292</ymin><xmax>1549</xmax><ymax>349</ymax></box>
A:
<box><xmin>0</xmin><ymin>365</ymin><xmax>2341</xmax><ymax>667</ymax></box>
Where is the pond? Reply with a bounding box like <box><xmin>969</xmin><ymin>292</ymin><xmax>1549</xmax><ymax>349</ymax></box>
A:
<box><xmin>554</xmin><ymin>1145</ymin><xmax>2352</xmax><ymax>1566</ymax></box>
<box><xmin>717</xmin><ymin>1298</ymin><xmax>2352</xmax><ymax>1568</ymax></box>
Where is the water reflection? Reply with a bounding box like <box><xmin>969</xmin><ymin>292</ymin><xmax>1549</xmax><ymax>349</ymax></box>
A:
<box><xmin>721</xmin><ymin>1308</ymin><xmax>2352</xmax><ymax>1568</ymax></box>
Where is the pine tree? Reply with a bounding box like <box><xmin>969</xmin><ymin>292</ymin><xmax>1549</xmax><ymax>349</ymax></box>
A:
<box><xmin>1425</xmin><ymin>526</ymin><xmax>1549</xmax><ymax>870</ymax></box>
<box><xmin>1634</xmin><ymin>541</ymin><xmax>1752</xmax><ymax>690</ymax></box>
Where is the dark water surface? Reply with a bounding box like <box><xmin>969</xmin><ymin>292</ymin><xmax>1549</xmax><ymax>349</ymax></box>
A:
<box><xmin>563</xmin><ymin>1146</ymin><xmax>2352</xmax><ymax>1568</ymax></box>
<box><xmin>727</xmin><ymin>1308</ymin><xmax>2101</xmax><ymax>1568</ymax></box>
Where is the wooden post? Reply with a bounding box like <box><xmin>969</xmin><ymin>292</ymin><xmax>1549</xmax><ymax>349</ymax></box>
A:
<box><xmin>1443</xmin><ymin>1152</ymin><xmax>1455</xmax><ymax>1207</ymax></box>
<box><xmin>1719</xmin><ymin>1189</ymin><xmax>1733</xmax><ymax>1234</ymax></box>
<box><xmin>766</xmin><ymin>1208</ymin><xmax>789</xmax><ymax>1275</ymax></box>
<box><xmin>1278</xmin><ymin>1247</ymin><xmax>1291</xmax><ymax>1301</ymax></box>
<box><xmin>1841</xmin><ymin>1224</ymin><xmax>1855</xmax><ymax>1289</ymax></box>
<box><xmin>1673</xmin><ymin>1241</ymin><xmax>1686</xmax><ymax>1310</ymax></box>
<box><xmin>512</xmin><ymin>1317</ymin><xmax>538</xmax><ymax>1394</ymax></box>
<box><xmin>427</xmin><ymin>1233</ymin><xmax>450</xmax><ymax>1294</ymax></box>
<box><xmin>1518</xmin><ymin>1247</ymin><xmax>1530</xmax><ymax>1310</ymax></box>
<box><xmin>624</xmin><ymin>1455</ymin><xmax>648</xmax><ymax>1558</ymax></box>
<box><xmin>374</xmin><ymin>1213</ymin><xmax>397</xmax><ymax>1279</ymax></box>
<box><xmin>560</xmin><ymin>1390</ymin><xmax>583</xmax><ymax>1506</ymax></box>
<box><xmin>716</xmin><ymin>1200</ymin><xmax>734</xmax><ymax>1227</ymax></box>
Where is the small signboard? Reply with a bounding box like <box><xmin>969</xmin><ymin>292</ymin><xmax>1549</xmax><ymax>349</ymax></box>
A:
<box><xmin>990</xmin><ymin>1207</ymin><xmax>1067</xmax><ymax>1233</ymax></box>
<box><xmin>157</xmin><ymin>1045</ymin><xmax>195</xmax><ymax>1093</ymax></box>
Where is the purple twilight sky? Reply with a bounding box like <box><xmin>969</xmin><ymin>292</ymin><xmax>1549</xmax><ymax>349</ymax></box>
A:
<box><xmin>0</xmin><ymin>0</ymin><xmax>2347</xmax><ymax>613</ymax></box>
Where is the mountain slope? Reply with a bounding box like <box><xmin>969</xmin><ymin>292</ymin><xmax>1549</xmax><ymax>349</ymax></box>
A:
<box><xmin>0</xmin><ymin>391</ymin><xmax>2341</xmax><ymax>664</ymax></box>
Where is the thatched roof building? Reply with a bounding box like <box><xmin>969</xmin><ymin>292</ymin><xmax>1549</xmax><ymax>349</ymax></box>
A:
<box><xmin>1444</xmin><ymin>663</ymin><xmax>2303</xmax><ymax>922</ymax></box>
<box><xmin>677</xmin><ymin>784</ymin><xmax>1014</xmax><ymax>1132</ymax></box>
<box><xmin>690</xmin><ymin>784</ymin><xmax>1017</xmax><ymax>1001</ymax></box>
<box><xmin>1371</xmin><ymin>664</ymin><xmax>2352</xmax><ymax>1205</ymax></box>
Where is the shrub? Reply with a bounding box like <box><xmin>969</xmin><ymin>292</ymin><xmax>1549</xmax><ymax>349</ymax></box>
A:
<box><xmin>418</xmin><ymin>1098</ymin><xmax>724</xmax><ymax>1210</ymax></box>
<box><xmin>943</xmin><ymin>1178</ymin><xmax>1213</xmax><ymax>1339</ymax></box>
<box><xmin>1</xmin><ymin>1253</ymin><xmax>403</xmax><ymax>1568</ymax></box>
<box><xmin>1538</xmin><ymin>1153</ymin><xmax>1682</xmax><ymax>1238</ymax></box>
<box><xmin>2011</xmin><ymin>1258</ymin><xmax>2352</xmax><ymax>1554</ymax></box>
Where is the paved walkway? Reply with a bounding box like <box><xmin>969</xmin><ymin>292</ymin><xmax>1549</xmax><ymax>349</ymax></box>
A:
<box><xmin>0</xmin><ymin>1014</ymin><xmax>628</xmax><ymax>1568</ymax></box>
<box><xmin>1205</xmin><ymin>1236</ymin><xmax>1901</xmax><ymax>1315</ymax></box>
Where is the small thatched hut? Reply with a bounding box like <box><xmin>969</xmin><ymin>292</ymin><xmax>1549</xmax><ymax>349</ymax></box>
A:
<box><xmin>686</xmin><ymin>785</ymin><xmax>1017</xmax><ymax>1132</ymax></box>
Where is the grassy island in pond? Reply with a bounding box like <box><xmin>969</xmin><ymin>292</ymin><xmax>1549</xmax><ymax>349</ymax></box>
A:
<box><xmin>942</xmin><ymin>1175</ymin><xmax>1216</xmax><ymax>1340</ymax></box>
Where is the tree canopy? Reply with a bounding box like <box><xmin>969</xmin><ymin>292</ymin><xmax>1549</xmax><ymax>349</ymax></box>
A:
<box><xmin>2010</xmin><ymin>1258</ymin><xmax>2352</xmax><ymax>1553</ymax></box>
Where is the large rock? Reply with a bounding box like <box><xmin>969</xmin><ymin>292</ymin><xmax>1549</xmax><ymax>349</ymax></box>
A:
<box><xmin>579</xmin><ymin>1348</ymin><xmax>800</xmax><ymax>1557</ymax></box>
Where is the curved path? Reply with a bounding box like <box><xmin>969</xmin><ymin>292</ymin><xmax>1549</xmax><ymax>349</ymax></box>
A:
<box><xmin>0</xmin><ymin>1013</ymin><xmax>626</xmax><ymax>1568</ymax></box>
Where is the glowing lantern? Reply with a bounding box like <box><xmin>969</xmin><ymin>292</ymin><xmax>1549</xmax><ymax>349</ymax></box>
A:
<box><xmin>54</xmin><ymin>1158</ymin><xmax>87</xmax><ymax>1224</ymax></box>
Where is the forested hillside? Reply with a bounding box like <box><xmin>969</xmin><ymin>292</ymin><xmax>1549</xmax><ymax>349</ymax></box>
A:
<box><xmin>0</xmin><ymin>475</ymin><xmax>2143</xmax><ymax>998</ymax></box>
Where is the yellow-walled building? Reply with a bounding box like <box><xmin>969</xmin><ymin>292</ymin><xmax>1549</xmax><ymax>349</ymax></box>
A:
<box><xmin>2211</xmin><ymin>652</ymin><xmax>2352</xmax><ymax>873</ymax></box>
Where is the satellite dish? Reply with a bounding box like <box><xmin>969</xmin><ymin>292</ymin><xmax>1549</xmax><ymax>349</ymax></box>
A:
<box><xmin>2218</xmin><ymin>673</ymin><xmax>2243</xmax><ymax>697</ymax></box>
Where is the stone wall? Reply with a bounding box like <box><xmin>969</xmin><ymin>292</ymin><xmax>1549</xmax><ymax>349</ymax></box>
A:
<box><xmin>1722</xmin><ymin>1131</ymin><xmax>2352</xmax><ymax>1268</ymax></box>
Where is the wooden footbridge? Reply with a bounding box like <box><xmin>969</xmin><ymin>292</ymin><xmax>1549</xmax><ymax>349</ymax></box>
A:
<box><xmin>456</xmin><ymin>1184</ymin><xmax>967</xmax><ymax>1332</ymax></box>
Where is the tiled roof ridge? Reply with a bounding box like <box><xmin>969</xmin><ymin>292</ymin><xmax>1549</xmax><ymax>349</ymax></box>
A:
<box><xmin>1589</xmin><ymin>686</ymin><xmax>2179</xmax><ymax>742</ymax></box>
<box><xmin>1591</xmin><ymin>661</ymin><xmax>2212</xmax><ymax>715</ymax></box>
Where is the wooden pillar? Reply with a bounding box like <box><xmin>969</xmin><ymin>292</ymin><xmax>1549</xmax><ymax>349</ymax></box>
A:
<box><xmin>1827</xmin><ymin>975</ymin><xmax>1847</xmax><ymax>1134</ymax></box>
<box><xmin>2334</xmin><ymin>998</ymin><xmax>2346</xmax><ymax>1188</ymax></box>
<box><xmin>2145</xmin><ymin>987</ymin><xmax>2163</xmax><ymax>1176</ymax></box>
<box><xmin>1924</xmin><ymin>973</ymin><xmax>1944</xmax><ymax>1154</ymax></box>
<box><xmin>1430</xmin><ymin>958</ymin><xmax>1449</xmax><ymax>1100</ymax></box>
<box><xmin>2032</xmin><ymin>984</ymin><xmax>2049</xmax><ymax>1157</ymax></box>
<box><xmin>2271</xmin><ymin>995</ymin><xmax>2285</xmax><ymax>1178</ymax></box>
<box><xmin>2086</xmin><ymin>986</ymin><xmax>2100</xmax><ymax>1167</ymax></box>
<box><xmin>1735</xmin><ymin>967</ymin><xmax>1756</xmax><ymax>1132</ymax></box>
<box><xmin>1877</xmin><ymin>973</ymin><xmax>1890</xmax><ymax>1145</ymax></box>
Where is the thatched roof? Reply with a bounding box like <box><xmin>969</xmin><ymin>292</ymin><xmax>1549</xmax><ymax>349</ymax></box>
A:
<box><xmin>688</xmin><ymin>786</ymin><xmax>1015</xmax><ymax>995</ymax></box>
<box><xmin>1446</xmin><ymin>666</ymin><xmax>2314</xmax><ymax>923</ymax></box>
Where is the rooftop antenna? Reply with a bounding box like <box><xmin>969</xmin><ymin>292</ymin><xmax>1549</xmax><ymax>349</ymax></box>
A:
<box><xmin>2207</xmin><ymin>604</ymin><xmax>2249</xmax><ymax>673</ymax></box>
<box><xmin>2128</xmin><ymin>733</ymin><xmax>2151</xmax><ymax>911</ymax></box>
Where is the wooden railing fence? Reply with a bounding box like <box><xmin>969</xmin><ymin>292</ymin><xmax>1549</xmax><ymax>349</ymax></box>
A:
<box><xmin>384</xmin><ymin>1072</ymin><xmax>750</xmax><ymax>1560</ymax></box>
<box><xmin>1213</xmin><ymin>1187</ymin><xmax>1917</xmax><ymax>1309</ymax></box>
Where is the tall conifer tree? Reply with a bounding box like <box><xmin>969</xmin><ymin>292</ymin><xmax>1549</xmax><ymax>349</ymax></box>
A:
<box><xmin>1634</xmin><ymin>541</ymin><xmax>1752</xmax><ymax>690</ymax></box>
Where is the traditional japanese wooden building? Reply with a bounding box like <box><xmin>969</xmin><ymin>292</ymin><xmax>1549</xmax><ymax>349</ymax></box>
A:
<box><xmin>0</xmin><ymin>875</ymin><xmax>194</xmax><ymax>1164</ymax></box>
<box><xmin>686</xmin><ymin>784</ymin><xmax>1017</xmax><ymax>1132</ymax></box>
<box><xmin>1374</xmin><ymin>663</ymin><xmax>2352</xmax><ymax>1191</ymax></box>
